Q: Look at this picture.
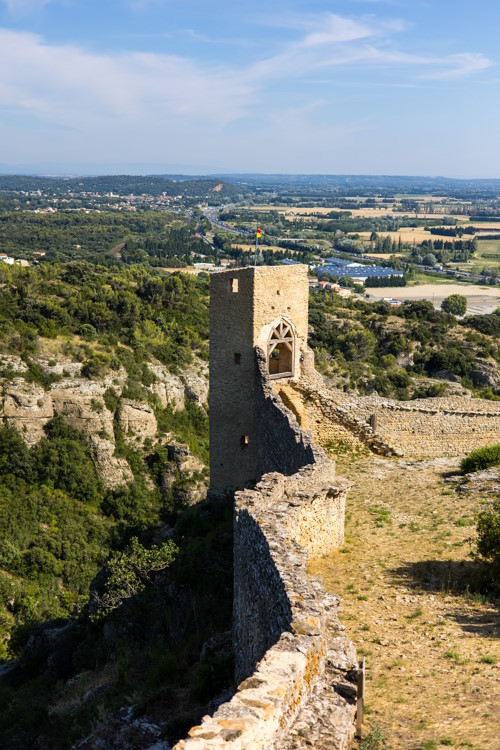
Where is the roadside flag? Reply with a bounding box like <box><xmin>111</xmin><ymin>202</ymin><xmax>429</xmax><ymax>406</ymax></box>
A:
<box><xmin>256</xmin><ymin>227</ymin><xmax>262</xmax><ymax>238</ymax></box>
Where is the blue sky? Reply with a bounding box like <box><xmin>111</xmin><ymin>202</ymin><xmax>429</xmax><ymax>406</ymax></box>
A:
<box><xmin>0</xmin><ymin>0</ymin><xmax>498</xmax><ymax>176</ymax></box>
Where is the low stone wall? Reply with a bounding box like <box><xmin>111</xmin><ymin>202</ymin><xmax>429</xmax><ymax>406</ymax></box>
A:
<box><xmin>282</xmin><ymin>382</ymin><xmax>399</xmax><ymax>457</ymax></box>
<box><xmin>174</xmin><ymin>463</ymin><xmax>356</xmax><ymax>750</ymax></box>
<box><xmin>295</xmin><ymin>380</ymin><xmax>500</xmax><ymax>458</ymax></box>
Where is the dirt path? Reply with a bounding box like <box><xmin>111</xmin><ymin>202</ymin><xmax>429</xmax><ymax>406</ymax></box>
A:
<box><xmin>309</xmin><ymin>456</ymin><xmax>500</xmax><ymax>750</ymax></box>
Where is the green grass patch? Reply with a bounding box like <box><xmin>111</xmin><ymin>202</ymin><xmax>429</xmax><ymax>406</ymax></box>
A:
<box><xmin>479</xmin><ymin>654</ymin><xmax>498</xmax><ymax>665</ymax></box>
<box><xmin>407</xmin><ymin>606</ymin><xmax>423</xmax><ymax>620</ymax></box>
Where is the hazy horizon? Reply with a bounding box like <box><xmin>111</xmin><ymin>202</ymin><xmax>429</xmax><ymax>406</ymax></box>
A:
<box><xmin>3</xmin><ymin>170</ymin><xmax>500</xmax><ymax>182</ymax></box>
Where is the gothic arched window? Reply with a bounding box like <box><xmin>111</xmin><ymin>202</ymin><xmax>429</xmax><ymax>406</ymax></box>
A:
<box><xmin>268</xmin><ymin>319</ymin><xmax>295</xmax><ymax>379</ymax></box>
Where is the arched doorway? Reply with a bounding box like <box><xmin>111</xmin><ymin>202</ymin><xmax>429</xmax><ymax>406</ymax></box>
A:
<box><xmin>268</xmin><ymin>319</ymin><xmax>295</xmax><ymax>378</ymax></box>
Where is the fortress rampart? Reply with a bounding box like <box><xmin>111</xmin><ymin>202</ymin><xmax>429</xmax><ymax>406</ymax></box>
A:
<box><xmin>288</xmin><ymin>378</ymin><xmax>500</xmax><ymax>458</ymax></box>
<box><xmin>174</xmin><ymin>468</ymin><xmax>356</xmax><ymax>750</ymax></box>
<box><xmin>175</xmin><ymin>349</ymin><xmax>356</xmax><ymax>750</ymax></box>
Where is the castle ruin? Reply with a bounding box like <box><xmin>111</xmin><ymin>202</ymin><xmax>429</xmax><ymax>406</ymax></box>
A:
<box><xmin>174</xmin><ymin>266</ymin><xmax>356</xmax><ymax>750</ymax></box>
<box><xmin>175</xmin><ymin>264</ymin><xmax>500</xmax><ymax>749</ymax></box>
<box><xmin>209</xmin><ymin>264</ymin><xmax>317</xmax><ymax>491</ymax></box>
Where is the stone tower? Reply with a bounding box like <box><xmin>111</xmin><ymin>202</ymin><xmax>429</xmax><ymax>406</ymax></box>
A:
<box><xmin>209</xmin><ymin>264</ymin><xmax>313</xmax><ymax>492</ymax></box>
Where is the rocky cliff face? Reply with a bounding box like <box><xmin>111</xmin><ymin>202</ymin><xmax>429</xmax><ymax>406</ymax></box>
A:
<box><xmin>3</xmin><ymin>383</ymin><xmax>54</xmax><ymax>445</ymax></box>
<box><xmin>118</xmin><ymin>400</ymin><xmax>157</xmax><ymax>446</ymax></box>
<box><xmin>0</xmin><ymin>353</ymin><xmax>208</xmax><ymax>489</ymax></box>
<box><xmin>470</xmin><ymin>358</ymin><xmax>500</xmax><ymax>389</ymax></box>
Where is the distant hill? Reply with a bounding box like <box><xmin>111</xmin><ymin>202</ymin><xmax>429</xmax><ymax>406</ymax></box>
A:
<box><xmin>216</xmin><ymin>174</ymin><xmax>500</xmax><ymax>199</ymax></box>
<box><xmin>0</xmin><ymin>174</ymin><xmax>244</xmax><ymax>200</ymax></box>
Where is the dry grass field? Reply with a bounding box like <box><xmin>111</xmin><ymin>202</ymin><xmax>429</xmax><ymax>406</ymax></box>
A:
<box><xmin>309</xmin><ymin>456</ymin><xmax>500</xmax><ymax>750</ymax></box>
<box><xmin>231</xmin><ymin>243</ymin><xmax>285</xmax><ymax>253</ymax></box>
<box><xmin>462</xmin><ymin>223</ymin><xmax>500</xmax><ymax>231</ymax></box>
<box><xmin>250</xmin><ymin>203</ymin><xmax>467</xmax><ymax>221</ymax></box>
<box><xmin>469</xmin><ymin>239</ymin><xmax>500</xmax><ymax>271</ymax></box>
<box><xmin>251</xmin><ymin>205</ymin><xmax>342</xmax><ymax>215</ymax></box>
<box><xmin>358</xmin><ymin>227</ymin><xmax>454</xmax><ymax>243</ymax></box>
<box><xmin>364</xmin><ymin>253</ymin><xmax>406</xmax><ymax>261</ymax></box>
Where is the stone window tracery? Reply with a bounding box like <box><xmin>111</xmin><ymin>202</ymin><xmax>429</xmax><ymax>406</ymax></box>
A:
<box><xmin>268</xmin><ymin>319</ymin><xmax>295</xmax><ymax>378</ymax></box>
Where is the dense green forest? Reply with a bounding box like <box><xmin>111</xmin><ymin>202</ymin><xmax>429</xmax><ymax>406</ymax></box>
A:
<box><xmin>0</xmin><ymin>412</ymin><xmax>232</xmax><ymax>747</ymax></box>
<box><xmin>309</xmin><ymin>291</ymin><xmax>500</xmax><ymax>400</ymax></box>
<box><xmin>0</xmin><ymin>261</ymin><xmax>209</xmax><ymax>380</ymax></box>
<box><xmin>0</xmin><ymin>211</ymin><xmax>209</xmax><ymax>263</ymax></box>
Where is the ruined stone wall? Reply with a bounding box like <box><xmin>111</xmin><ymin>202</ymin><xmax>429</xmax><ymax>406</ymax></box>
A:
<box><xmin>175</xmin><ymin>348</ymin><xmax>354</xmax><ymax>750</ymax></box>
<box><xmin>286</xmin><ymin>382</ymin><xmax>400</xmax><ymax>456</ymax></box>
<box><xmin>174</xmin><ymin>464</ymin><xmax>355</xmax><ymax>750</ymax></box>
<box><xmin>254</xmin><ymin>348</ymin><xmax>323</xmax><ymax>477</ymax></box>
<box><xmin>296</xmin><ymin>382</ymin><xmax>500</xmax><ymax>458</ymax></box>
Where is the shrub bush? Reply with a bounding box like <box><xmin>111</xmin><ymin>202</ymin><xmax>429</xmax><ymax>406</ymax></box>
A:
<box><xmin>461</xmin><ymin>444</ymin><xmax>500</xmax><ymax>473</ymax></box>
<box><xmin>475</xmin><ymin>498</ymin><xmax>500</xmax><ymax>591</ymax></box>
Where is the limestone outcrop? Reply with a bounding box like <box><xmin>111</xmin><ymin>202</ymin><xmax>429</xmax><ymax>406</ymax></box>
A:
<box><xmin>148</xmin><ymin>361</ymin><xmax>208</xmax><ymax>409</ymax></box>
<box><xmin>470</xmin><ymin>358</ymin><xmax>500</xmax><ymax>389</ymax></box>
<box><xmin>160</xmin><ymin>442</ymin><xmax>206</xmax><ymax>505</ymax></box>
<box><xmin>0</xmin><ymin>352</ymin><xmax>208</xmax><ymax>488</ymax></box>
<box><xmin>118</xmin><ymin>399</ymin><xmax>157</xmax><ymax>445</ymax></box>
<box><xmin>3</xmin><ymin>383</ymin><xmax>54</xmax><ymax>445</ymax></box>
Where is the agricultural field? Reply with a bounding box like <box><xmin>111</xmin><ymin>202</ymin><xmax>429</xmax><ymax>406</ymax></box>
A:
<box><xmin>310</xmin><ymin>455</ymin><xmax>500</xmax><ymax>750</ymax></box>
<box><xmin>469</xmin><ymin>239</ymin><xmax>500</xmax><ymax>272</ymax></box>
<box><xmin>357</xmin><ymin>227</ymin><xmax>454</xmax><ymax>244</ymax></box>
<box><xmin>251</xmin><ymin>201</ymin><xmax>468</xmax><ymax>221</ymax></box>
<box><xmin>231</xmin><ymin>243</ymin><xmax>286</xmax><ymax>254</ymax></box>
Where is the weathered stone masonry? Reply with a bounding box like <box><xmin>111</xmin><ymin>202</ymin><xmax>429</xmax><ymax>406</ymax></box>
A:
<box><xmin>209</xmin><ymin>265</ymin><xmax>313</xmax><ymax>492</ymax></box>
<box><xmin>175</xmin><ymin>266</ymin><xmax>355</xmax><ymax>750</ymax></box>
<box><xmin>293</xmin><ymin>381</ymin><xmax>500</xmax><ymax>458</ymax></box>
<box><xmin>174</xmin><ymin>450</ymin><xmax>355</xmax><ymax>750</ymax></box>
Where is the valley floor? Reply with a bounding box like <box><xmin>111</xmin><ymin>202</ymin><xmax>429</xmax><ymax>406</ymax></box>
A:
<box><xmin>309</xmin><ymin>456</ymin><xmax>500</xmax><ymax>750</ymax></box>
<box><xmin>365</xmin><ymin>284</ymin><xmax>500</xmax><ymax>315</ymax></box>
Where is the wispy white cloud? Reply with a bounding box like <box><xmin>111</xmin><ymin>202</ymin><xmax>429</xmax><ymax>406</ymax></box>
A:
<box><xmin>245</xmin><ymin>12</ymin><xmax>489</xmax><ymax>83</ymax></box>
<box><xmin>348</xmin><ymin>0</ymin><xmax>401</xmax><ymax>5</ymax></box>
<box><xmin>300</xmin><ymin>14</ymin><xmax>376</xmax><ymax>47</ymax></box>
<box><xmin>0</xmin><ymin>10</ymin><xmax>493</xmax><ymax>170</ymax></box>
<box><xmin>422</xmin><ymin>52</ymin><xmax>492</xmax><ymax>80</ymax></box>
<box><xmin>256</xmin><ymin>10</ymin><xmax>405</xmax><ymax>39</ymax></box>
<box><xmin>2</xmin><ymin>0</ymin><xmax>55</xmax><ymax>15</ymax></box>
<box><xmin>0</xmin><ymin>28</ymin><xmax>254</xmax><ymax>127</ymax></box>
<box><xmin>354</xmin><ymin>46</ymin><xmax>492</xmax><ymax>79</ymax></box>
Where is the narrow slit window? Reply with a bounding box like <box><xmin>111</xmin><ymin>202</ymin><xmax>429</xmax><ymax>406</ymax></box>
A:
<box><xmin>234</xmin><ymin>353</ymin><xmax>241</xmax><ymax>365</ymax></box>
<box><xmin>230</xmin><ymin>278</ymin><xmax>239</xmax><ymax>293</ymax></box>
<box><xmin>240</xmin><ymin>435</ymin><xmax>249</xmax><ymax>449</ymax></box>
